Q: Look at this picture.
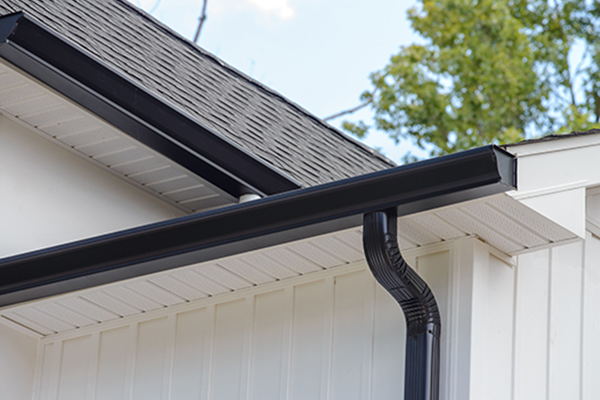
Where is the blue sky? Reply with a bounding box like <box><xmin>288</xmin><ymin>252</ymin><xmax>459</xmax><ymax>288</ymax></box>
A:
<box><xmin>129</xmin><ymin>0</ymin><xmax>425</xmax><ymax>163</ymax></box>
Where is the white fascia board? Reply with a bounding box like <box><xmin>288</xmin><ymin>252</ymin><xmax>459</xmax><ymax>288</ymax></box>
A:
<box><xmin>506</xmin><ymin>133</ymin><xmax>600</xmax><ymax>158</ymax></box>
<box><xmin>506</xmin><ymin>138</ymin><xmax>600</xmax><ymax>192</ymax></box>
<box><xmin>505</xmin><ymin>137</ymin><xmax>600</xmax><ymax>239</ymax></box>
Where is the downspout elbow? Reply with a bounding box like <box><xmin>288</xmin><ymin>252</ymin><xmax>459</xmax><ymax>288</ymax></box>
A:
<box><xmin>363</xmin><ymin>208</ymin><xmax>441</xmax><ymax>400</ymax></box>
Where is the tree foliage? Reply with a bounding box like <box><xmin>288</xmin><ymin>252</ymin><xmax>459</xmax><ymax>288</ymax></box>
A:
<box><xmin>344</xmin><ymin>0</ymin><xmax>600</xmax><ymax>160</ymax></box>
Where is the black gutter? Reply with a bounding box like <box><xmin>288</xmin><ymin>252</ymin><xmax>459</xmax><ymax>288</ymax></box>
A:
<box><xmin>364</xmin><ymin>208</ymin><xmax>440</xmax><ymax>400</ymax></box>
<box><xmin>0</xmin><ymin>12</ymin><xmax>301</xmax><ymax>198</ymax></box>
<box><xmin>0</xmin><ymin>145</ymin><xmax>515</xmax><ymax>306</ymax></box>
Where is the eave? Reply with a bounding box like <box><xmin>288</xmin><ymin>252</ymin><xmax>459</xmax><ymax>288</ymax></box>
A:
<box><xmin>0</xmin><ymin>145</ymin><xmax>516</xmax><ymax>307</ymax></box>
<box><xmin>0</xmin><ymin>11</ymin><xmax>301</xmax><ymax>199</ymax></box>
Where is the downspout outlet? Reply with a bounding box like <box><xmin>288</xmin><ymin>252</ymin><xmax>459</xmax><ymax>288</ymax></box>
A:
<box><xmin>363</xmin><ymin>208</ymin><xmax>441</xmax><ymax>400</ymax></box>
<box><xmin>238</xmin><ymin>193</ymin><xmax>262</xmax><ymax>203</ymax></box>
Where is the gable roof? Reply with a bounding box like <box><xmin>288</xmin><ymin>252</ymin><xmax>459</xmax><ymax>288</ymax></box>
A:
<box><xmin>0</xmin><ymin>0</ymin><xmax>394</xmax><ymax>188</ymax></box>
<box><xmin>0</xmin><ymin>11</ymin><xmax>302</xmax><ymax>210</ymax></box>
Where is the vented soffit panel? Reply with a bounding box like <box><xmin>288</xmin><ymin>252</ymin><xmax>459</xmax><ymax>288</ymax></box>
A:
<box><xmin>0</xmin><ymin>11</ymin><xmax>301</xmax><ymax>200</ymax></box>
<box><xmin>0</xmin><ymin>59</ymin><xmax>236</xmax><ymax>213</ymax></box>
<box><xmin>0</xmin><ymin>193</ymin><xmax>578</xmax><ymax>338</ymax></box>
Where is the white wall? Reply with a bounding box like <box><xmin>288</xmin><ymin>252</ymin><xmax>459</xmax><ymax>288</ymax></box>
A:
<box><xmin>0</xmin><ymin>115</ymin><xmax>184</xmax><ymax>258</ymax></box>
<box><xmin>452</xmin><ymin>232</ymin><xmax>600</xmax><ymax>400</ymax></box>
<box><xmin>29</xmin><ymin>250</ymin><xmax>454</xmax><ymax>400</ymax></box>
<box><xmin>24</xmin><ymin>204</ymin><xmax>600</xmax><ymax>400</ymax></box>
<box><xmin>0</xmin><ymin>322</ymin><xmax>38</xmax><ymax>400</ymax></box>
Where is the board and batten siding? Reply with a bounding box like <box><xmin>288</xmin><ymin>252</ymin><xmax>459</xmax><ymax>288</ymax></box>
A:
<box><xmin>31</xmin><ymin>247</ymin><xmax>455</xmax><ymax>400</ymax></box>
<box><xmin>458</xmin><ymin>234</ymin><xmax>600</xmax><ymax>400</ymax></box>
<box><xmin>26</xmin><ymin>228</ymin><xmax>600</xmax><ymax>400</ymax></box>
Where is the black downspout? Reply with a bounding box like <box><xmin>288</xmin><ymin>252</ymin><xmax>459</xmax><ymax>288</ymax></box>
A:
<box><xmin>363</xmin><ymin>208</ymin><xmax>441</xmax><ymax>400</ymax></box>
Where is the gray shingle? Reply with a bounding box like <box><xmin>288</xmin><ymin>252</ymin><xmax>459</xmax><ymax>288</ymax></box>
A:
<box><xmin>0</xmin><ymin>0</ymin><xmax>395</xmax><ymax>187</ymax></box>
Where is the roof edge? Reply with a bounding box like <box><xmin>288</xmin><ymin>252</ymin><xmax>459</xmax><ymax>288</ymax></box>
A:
<box><xmin>115</xmin><ymin>0</ymin><xmax>396</xmax><ymax>167</ymax></box>
<box><xmin>0</xmin><ymin>11</ymin><xmax>301</xmax><ymax>197</ymax></box>
<box><xmin>0</xmin><ymin>145</ymin><xmax>515</xmax><ymax>306</ymax></box>
<box><xmin>504</xmin><ymin>129</ymin><xmax>600</xmax><ymax>148</ymax></box>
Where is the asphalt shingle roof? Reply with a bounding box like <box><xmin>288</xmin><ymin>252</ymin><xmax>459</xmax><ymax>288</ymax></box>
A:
<box><xmin>0</xmin><ymin>0</ymin><xmax>395</xmax><ymax>187</ymax></box>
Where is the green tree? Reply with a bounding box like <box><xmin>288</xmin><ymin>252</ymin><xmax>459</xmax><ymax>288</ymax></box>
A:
<box><xmin>338</xmin><ymin>0</ymin><xmax>600</xmax><ymax>161</ymax></box>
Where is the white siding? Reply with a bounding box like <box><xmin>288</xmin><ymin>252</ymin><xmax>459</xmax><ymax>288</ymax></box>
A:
<box><xmin>548</xmin><ymin>242</ymin><xmax>583</xmax><ymax>400</ymax></box>
<box><xmin>511</xmin><ymin>241</ymin><xmax>592</xmax><ymax>400</ymax></box>
<box><xmin>33</xmin><ymin>271</ymin><xmax>378</xmax><ymax>400</ymax></box>
<box><xmin>96</xmin><ymin>327</ymin><xmax>130</xmax><ymax>400</ymax></box>
<box><xmin>583</xmin><ymin>232</ymin><xmax>600</xmax><ymax>399</ymax></box>
<box><xmin>0</xmin><ymin>322</ymin><xmax>38</xmax><ymax>400</ymax></box>
<box><xmin>0</xmin><ymin>115</ymin><xmax>183</xmax><ymax>258</ymax></box>
<box><xmin>449</xmin><ymin>236</ymin><xmax>599</xmax><ymax>400</ymax></box>
<box><xmin>459</xmin><ymin>239</ymin><xmax>515</xmax><ymax>400</ymax></box>
<box><xmin>32</xmin><ymin>250</ymin><xmax>454</xmax><ymax>400</ymax></box>
<box><xmin>513</xmin><ymin>249</ymin><xmax>550</xmax><ymax>399</ymax></box>
<box><xmin>26</xmin><ymin>232</ymin><xmax>600</xmax><ymax>400</ymax></box>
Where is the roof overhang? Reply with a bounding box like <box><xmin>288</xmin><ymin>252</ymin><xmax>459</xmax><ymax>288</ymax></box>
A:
<box><xmin>0</xmin><ymin>145</ymin><xmax>516</xmax><ymax>307</ymax></box>
<box><xmin>0</xmin><ymin>11</ymin><xmax>301</xmax><ymax>198</ymax></box>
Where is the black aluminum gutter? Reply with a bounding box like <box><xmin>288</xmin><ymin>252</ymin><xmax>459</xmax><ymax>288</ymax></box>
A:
<box><xmin>0</xmin><ymin>145</ymin><xmax>515</xmax><ymax>307</ymax></box>
<box><xmin>0</xmin><ymin>12</ymin><xmax>301</xmax><ymax>198</ymax></box>
<box><xmin>364</xmin><ymin>208</ymin><xmax>441</xmax><ymax>400</ymax></box>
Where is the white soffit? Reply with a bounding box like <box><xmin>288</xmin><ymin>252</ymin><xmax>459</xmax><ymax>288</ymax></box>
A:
<box><xmin>0</xmin><ymin>61</ymin><xmax>236</xmax><ymax>213</ymax></box>
<box><xmin>0</xmin><ymin>193</ymin><xmax>576</xmax><ymax>338</ymax></box>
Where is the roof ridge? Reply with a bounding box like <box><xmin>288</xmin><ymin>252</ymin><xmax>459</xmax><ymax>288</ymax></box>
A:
<box><xmin>115</xmin><ymin>0</ymin><xmax>395</xmax><ymax>167</ymax></box>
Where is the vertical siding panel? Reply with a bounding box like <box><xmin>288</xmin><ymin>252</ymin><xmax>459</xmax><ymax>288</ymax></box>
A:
<box><xmin>548</xmin><ymin>242</ymin><xmax>582</xmax><ymax>400</ymax></box>
<box><xmin>32</xmin><ymin>342</ymin><xmax>44</xmax><ymax>400</ymax></box>
<box><xmin>57</xmin><ymin>335</ymin><xmax>92</xmax><ymax>400</ymax></box>
<box><xmin>447</xmin><ymin>238</ymin><xmax>481</xmax><ymax>400</ymax></box>
<box><xmin>85</xmin><ymin>333</ymin><xmax>100</xmax><ymax>400</ymax></box>
<box><xmin>371</xmin><ymin>283</ymin><xmax>405</xmax><ymax>400</ymax></box>
<box><xmin>249</xmin><ymin>289</ymin><xmax>287</xmax><ymax>400</ymax></box>
<box><xmin>321</xmin><ymin>277</ymin><xmax>334</xmax><ymax>400</ymax></box>
<box><xmin>513</xmin><ymin>250</ymin><xmax>550</xmax><ymax>400</ymax></box>
<box><xmin>170</xmin><ymin>308</ymin><xmax>210</xmax><ymax>400</ymax></box>
<box><xmin>38</xmin><ymin>343</ymin><xmax>55</xmax><ymax>400</ymax></box>
<box><xmin>47</xmin><ymin>341</ymin><xmax>63</xmax><ymax>400</ymax></box>
<box><xmin>417</xmin><ymin>250</ymin><xmax>450</xmax><ymax>400</ymax></box>
<box><xmin>95</xmin><ymin>326</ymin><xmax>130</xmax><ymax>400</ymax></box>
<box><xmin>330</xmin><ymin>270</ymin><xmax>369</xmax><ymax>400</ymax></box>
<box><xmin>240</xmin><ymin>297</ymin><xmax>255</xmax><ymax>400</ymax></box>
<box><xmin>161</xmin><ymin>315</ymin><xmax>177</xmax><ymax>400</ymax></box>
<box><xmin>289</xmin><ymin>279</ymin><xmax>332</xmax><ymax>400</ymax></box>
<box><xmin>470</xmin><ymin>248</ymin><xmax>514</xmax><ymax>400</ymax></box>
<box><xmin>132</xmin><ymin>317</ymin><xmax>169</xmax><ymax>400</ymax></box>
<box><xmin>123</xmin><ymin>324</ymin><xmax>138</xmax><ymax>400</ymax></box>
<box><xmin>280</xmin><ymin>288</ymin><xmax>294</xmax><ymax>400</ymax></box>
<box><xmin>202</xmin><ymin>306</ymin><xmax>216</xmax><ymax>400</ymax></box>
<box><xmin>210</xmin><ymin>299</ymin><xmax>246</xmax><ymax>400</ymax></box>
<box><xmin>361</xmin><ymin>276</ymin><xmax>375</xmax><ymax>400</ymax></box>
<box><xmin>582</xmin><ymin>233</ymin><xmax>600</xmax><ymax>400</ymax></box>
<box><xmin>416</xmin><ymin>251</ymin><xmax>450</xmax><ymax>321</ymax></box>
